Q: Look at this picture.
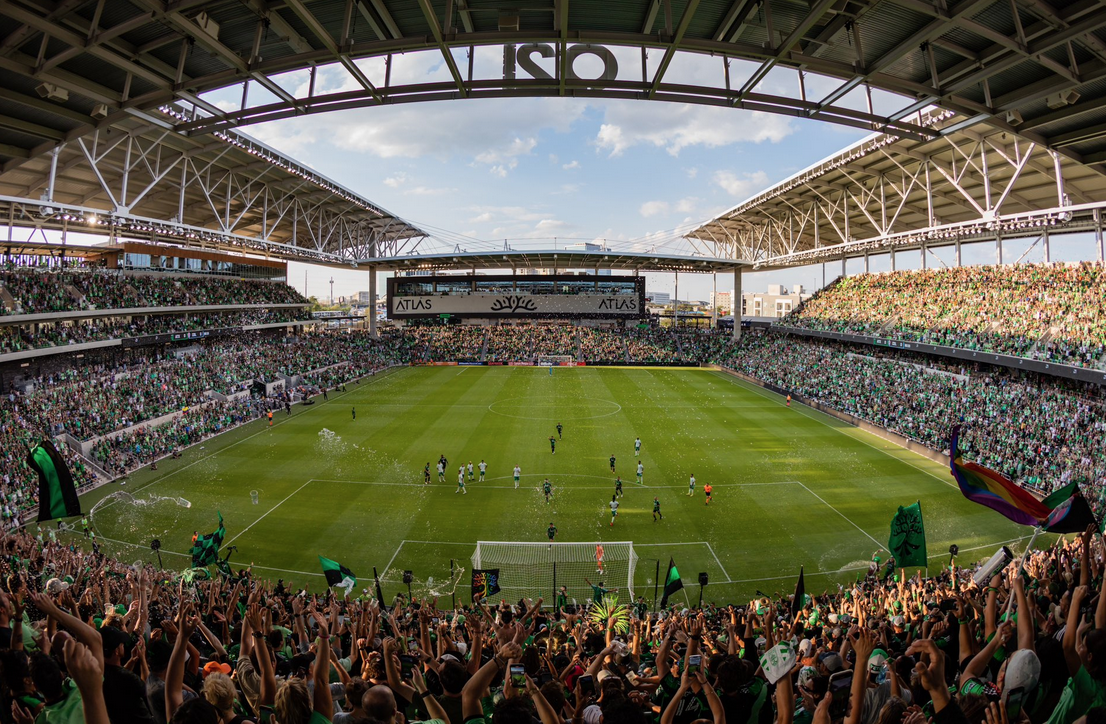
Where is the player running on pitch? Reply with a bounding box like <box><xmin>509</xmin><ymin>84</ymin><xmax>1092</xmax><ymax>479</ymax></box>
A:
<box><xmin>634</xmin><ymin>436</ymin><xmax>641</xmax><ymax>455</ymax></box>
<box><xmin>615</xmin><ymin>476</ymin><xmax>623</xmax><ymax>498</ymax></box>
<box><xmin>704</xmin><ymin>482</ymin><xmax>713</xmax><ymax>505</ymax></box>
<box><xmin>547</xmin><ymin>521</ymin><xmax>557</xmax><ymax>548</ymax></box>
<box><xmin>556</xmin><ymin>423</ymin><xmax>563</xmax><ymax>439</ymax></box>
<box><xmin>513</xmin><ymin>464</ymin><xmax>521</xmax><ymax>489</ymax></box>
<box><xmin>436</xmin><ymin>460</ymin><xmax>445</xmax><ymax>483</ymax></box>
<box><xmin>543</xmin><ymin>478</ymin><xmax>553</xmax><ymax>503</ymax></box>
<box><xmin>688</xmin><ymin>473</ymin><xmax>696</xmax><ymax>497</ymax></box>
<box><xmin>479</xmin><ymin>459</ymin><xmax>487</xmax><ymax>482</ymax></box>
<box><xmin>609</xmin><ymin>495</ymin><xmax>619</xmax><ymax>527</ymax></box>
<box><xmin>467</xmin><ymin>461</ymin><xmax>474</xmax><ymax>481</ymax></box>
<box><xmin>653</xmin><ymin>496</ymin><xmax>663</xmax><ymax>521</ymax></box>
<box><xmin>456</xmin><ymin>467</ymin><xmax>467</xmax><ymax>494</ymax></box>
<box><xmin>423</xmin><ymin>463</ymin><xmax>431</xmax><ymax>485</ymax></box>
<box><xmin>609</xmin><ymin>453</ymin><xmax>616</xmax><ymax>473</ymax></box>
<box><xmin>549</xmin><ymin>436</ymin><xmax>556</xmax><ymax>455</ymax></box>
<box><xmin>636</xmin><ymin>460</ymin><xmax>644</xmax><ymax>485</ymax></box>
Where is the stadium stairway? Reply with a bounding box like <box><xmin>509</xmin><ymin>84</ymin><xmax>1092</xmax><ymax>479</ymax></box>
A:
<box><xmin>64</xmin><ymin>283</ymin><xmax>86</xmax><ymax>308</ymax></box>
<box><xmin>0</xmin><ymin>285</ymin><xmax>14</xmax><ymax>313</ymax></box>
<box><xmin>480</xmin><ymin>328</ymin><xmax>489</xmax><ymax>362</ymax></box>
<box><xmin>576</xmin><ymin>329</ymin><xmax>584</xmax><ymax>363</ymax></box>
<box><xmin>674</xmin><ymin>333</ymin><xmax>685</xmax><ymax>360</ymax></box>
<box><xmin>621</xmin><ymin>334</ymin><xmax>631</xmax><ymax>363</ymax></box>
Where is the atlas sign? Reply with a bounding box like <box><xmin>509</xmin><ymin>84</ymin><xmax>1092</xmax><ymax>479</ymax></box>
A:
<box><xmin>503</xmin><ymin>43</ymin><xmax>619</xmax><ymax>82</ymax></box>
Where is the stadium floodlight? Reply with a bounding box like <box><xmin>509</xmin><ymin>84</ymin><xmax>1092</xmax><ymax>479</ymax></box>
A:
<box><xmin>473</xmin><ymin>541</ymin><xmax>637</xmax><ymax>606</ymax></box>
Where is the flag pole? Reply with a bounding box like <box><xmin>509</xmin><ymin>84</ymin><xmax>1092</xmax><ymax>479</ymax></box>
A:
<box><xmin>1003</xmin><ymin>526</ymin><xmax>1042</xmax><ymax>617</ymax></box>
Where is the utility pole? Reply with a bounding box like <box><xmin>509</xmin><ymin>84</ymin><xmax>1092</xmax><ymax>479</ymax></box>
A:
<box><xmin>329</xmin><ymin>276</ymin><xmax>335</xmax><ymax>306</ymax></box>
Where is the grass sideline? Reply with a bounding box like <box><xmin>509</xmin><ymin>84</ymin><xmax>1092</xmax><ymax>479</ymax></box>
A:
<box><xmin>64</xmin><ymin>366</ymin><xmax>1031</xmax><ymax>605</ymax></box>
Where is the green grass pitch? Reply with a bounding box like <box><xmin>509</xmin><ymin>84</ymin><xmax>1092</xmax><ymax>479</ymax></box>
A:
<box><xmin>70</xmin><ymin>366</ymin><xmax>1031</xmax><ymax>605</ymax></box>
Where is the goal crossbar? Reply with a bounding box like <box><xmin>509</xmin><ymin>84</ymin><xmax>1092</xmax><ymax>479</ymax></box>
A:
<box><xmin>473</xmin><ymin>541</ymin><xmax>637</xmax><ymax>604</ymax></box>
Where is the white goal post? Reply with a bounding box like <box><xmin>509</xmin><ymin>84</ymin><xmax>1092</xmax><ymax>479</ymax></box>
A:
<box><xmin>537</xmin><ymin>355</ymin><xmax>575</xmax><ymax>366</ymax></box>
<box><xmin>473</xmin><ymin>541</ymin><xmax>637</xmax><ymax>605</ymax></box>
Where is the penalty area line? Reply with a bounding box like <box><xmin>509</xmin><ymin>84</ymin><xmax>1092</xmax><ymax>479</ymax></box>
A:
<box><xmin>223</xmin><ymin>479</ymin><xmax>315</xmax><ymax>547</ymax></box>
<box><xmin>797</xmin><ymin>481</ymin><xmax>886</xmax><ymax>552</ymax></box>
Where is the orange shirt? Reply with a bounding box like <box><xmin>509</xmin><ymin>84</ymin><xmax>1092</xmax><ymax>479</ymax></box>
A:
<box><xmin>704</xmin><ymin>485</ymin><xmax>713</xmax><ymax>494</ymax></box>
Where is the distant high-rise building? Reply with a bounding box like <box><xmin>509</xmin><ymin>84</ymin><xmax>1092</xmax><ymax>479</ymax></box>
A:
<box><xmin>741</xmin><ymin>284</ymin><xmax>811</xmax><ymax>319</ymax></box>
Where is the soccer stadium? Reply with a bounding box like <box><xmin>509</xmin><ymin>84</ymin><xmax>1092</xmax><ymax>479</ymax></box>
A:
<box><xmin>1</xmin><ymin>0</ymin><xmax>1106</xmax><ymax>723</ymax></box>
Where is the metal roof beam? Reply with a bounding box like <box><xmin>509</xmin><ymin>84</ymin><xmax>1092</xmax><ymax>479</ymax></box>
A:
<box><xmin>648</xmin><ymin>0</ymin><xmax>701</xmax><ymax>98</ymax></box>
<box><xmin>415</xmin><ymin>0</ymin><xmax>469</xmax><ymax>97</ymax></box>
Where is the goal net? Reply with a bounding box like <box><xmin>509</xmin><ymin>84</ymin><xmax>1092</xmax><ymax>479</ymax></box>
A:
<box><xmin>472</xmin><ymin>541</ymin><xmax>637</xmax><ymax>606</ymax></box>
<box><xmin>537</xmin><ymin>355</ymin><xmax>575</xmax><ymax>366</ymax></box>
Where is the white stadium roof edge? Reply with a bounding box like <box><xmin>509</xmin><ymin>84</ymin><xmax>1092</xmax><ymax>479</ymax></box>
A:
<box><xmin>2</xmin><ymin>0</ymin><xmax>1106</xmax><ymax>272</ymax></box>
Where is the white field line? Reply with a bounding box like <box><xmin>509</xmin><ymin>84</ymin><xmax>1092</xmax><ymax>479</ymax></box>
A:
<box><xmin>93</xmin><ymin>368</ymin><xmax>405</xmax><ymax>513</ymax></box>
<box><xmin>797</xmin><ymin>481</ymin><xmax>886</xmax><ymax>551</ymax></box>
<box><xmin>311</xmin><ymin>476</ymin><xmax>803</xmax><ymax>490</ymax></box>
<box><xmin>710</xmin><ymin>372</ymin><xmax>957</xmax><ymax>490</ymax></box>
<box><xmin>222</xmin><ymin>479</ymin><xmax>314</xmax><ymax>547</ymax></box>
<box><xmin>706</xmin><ymin>543</ymin><xmax>733</xmax><ymax>582</ymax></box>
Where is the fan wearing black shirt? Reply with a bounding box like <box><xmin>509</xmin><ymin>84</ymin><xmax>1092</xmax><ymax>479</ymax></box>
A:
<box><xmin>101</xmin><ymin>625</ymin><xmax>157</xmax><ymax>724</ymax></box>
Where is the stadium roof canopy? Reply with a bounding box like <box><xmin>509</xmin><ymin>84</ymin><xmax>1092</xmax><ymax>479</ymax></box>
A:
<box><xmin>687</xmin><ymin>109</ymin><xmax>1106</xmax><ymax>268</ymax></box>
<box><xmin>3</xmin><ymin>0</ymin><xmax>1106</xmax><ymax>267</ymax></box>
<box><xmin>369</xmin><ymin>248</ymin><xmax>745</xmax><ymax>273</ymax></box>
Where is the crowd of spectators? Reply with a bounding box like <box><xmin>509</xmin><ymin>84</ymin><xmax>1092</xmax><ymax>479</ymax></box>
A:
<box><xmin>780</xmin><ymin>262</ymin><xmax>1106</xmax><ymax>368</ymax></box>
<box><xmin>0</xmin><ymin>268</ymin><xmax>308</xmax><ymax>316</ymax></box>
<box><xmin>3</xmin><ymin>515</ymin><xmax>1106</xmax><ymax>724</ymax></box>
<box><xmin>716</xmin><ymin>331</ymin><xmax>1106</xmax><ymax>494</ymax></box>
<box><xmin>578</xmin><ymin>327</ymin><xmax>628</xmax><ymax>363</ymax></box>
<box><xmin>623</xmin><ymin>329</ymin><xmax>682</xmax><ymax>365</ymax></box>
<box><xmin>0</xmin><ymin>330</ymin><xmax>414</xmax><ymax>517</ymax></box>
<box><xmin>0</xmin><ymin>309</ymin><xmax>310</xmax><ymax>355</ymax></box>
<box><xmin>485</xmin><ymin>327</ymin><xmax>577</xmax><ymax>363</ymax></box>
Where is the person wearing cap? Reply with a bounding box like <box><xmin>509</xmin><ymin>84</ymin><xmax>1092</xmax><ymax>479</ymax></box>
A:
<box><xmin>101</xmin><ymin>624</ymin><xmax>157</xmax><ymax>724</ymax></box>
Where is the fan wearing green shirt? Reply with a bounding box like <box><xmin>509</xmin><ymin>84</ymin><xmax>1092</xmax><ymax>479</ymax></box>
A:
<box><xmin>583</xmin><ymin>577</ymin><xmax>617</xmax><ymax>603</ymax></box>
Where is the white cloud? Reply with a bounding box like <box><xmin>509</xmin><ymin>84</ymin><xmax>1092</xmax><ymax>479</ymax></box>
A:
<box><xmin>594</xmin><ymin>101</ymin><xmax>793</xmax><ymax>157</ymax></box>
<box><xmin>406</xmin><ymin>186</ymin><xmax>455</xmax><ymax>195</ymax></box>
<box><xmin>639</xmin><ymin>200</ymin><xmax>669</xmax><ymax>217</ymax></box>
<box><xmin>686</xmin><ymin>167</ymin><xmax>698</xmax><ymax>179</ymax></box>
<box><xmin>383</xmin><ymin>173</ymin><xmax>407</xmax><ymax>188</ymax></box>
<box><xmin>562</xmin><ymin>160</ymin><xmax>580</xmax><ymax>170</ymax></box>
<box><xmin>535</xmin><ymin>219</ymin><xmax>567</xmax><ymax>230</ymax></box>
<box><xmin>675</xmin><ymin>197</ymin><xmax>698</xmax><ymax>213</ymax></box>
<box><xmin>714</xmin><ymin>170</ymin><xmax>770</xmax><ymax>199</ymax></box>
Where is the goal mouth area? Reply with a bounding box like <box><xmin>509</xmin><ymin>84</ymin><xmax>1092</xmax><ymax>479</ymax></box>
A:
<box><xmin>472</xmin><ymin>540</ymin><xmax>638</xmax><ymax>602</ymax></box>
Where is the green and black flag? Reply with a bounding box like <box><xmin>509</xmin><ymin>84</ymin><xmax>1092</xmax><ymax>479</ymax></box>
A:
<box><xmin>659</xmin><ymin>558</ymin><xmax>683</xmax><ymax>608</ymax></box>
<box><xmin>320</xmin><ymin>556</ymin><xmax>356</xmax><ymax>596</ymax></box>
<box><xmin>792</xmin><ymin>567</ymin><xmax>806</xmax><ymax>617</ymax></box>
<box><xmin>191</xmin><ymin>513</ymin><xmax>225</xmax><ymax>568</ymax></box>
<box><xmin>888</xmin><ymin>502</ymin><xmax>928</xmax><ymax>568</ymax></box>
<box><xmin>28</xmin><ymin>441</ymin><xmax>81</xmax><ymax>522</ymax></box>
<box><xmin>373</xmin><ymin>566</ymin><xmax>385</xmax><ymax>605</ymax></box>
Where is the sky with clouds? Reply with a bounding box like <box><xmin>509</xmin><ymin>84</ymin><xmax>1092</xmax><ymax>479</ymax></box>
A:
<box><xmin>195</xmin><ymin>46</ymin><xmax>1099</xmax><ymax>302</ymax></box>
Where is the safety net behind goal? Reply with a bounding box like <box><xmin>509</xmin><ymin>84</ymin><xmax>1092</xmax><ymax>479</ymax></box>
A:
<box><xmin>472</xmin><ymin>541</ymin><xmax>637</xmax><ymax>606</ymax></box>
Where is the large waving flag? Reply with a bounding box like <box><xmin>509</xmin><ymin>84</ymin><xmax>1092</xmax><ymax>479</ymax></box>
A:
<box><xmin>949</xmin><ymin>428</ymin><xmax>1050</xmax><ymax>526</ymax></box>
<box><xmin>28</xmin><ymin>441</ymin><xmax>82</xmax><ymax>522</ymax></box>
<box><xmin>888</xmin><ymin>502</ymin><xmax>928</xmax><ymax>567</ymax></box>
<box><xmin>191</xmin><ymin>513</ymin><xmax>225</xmax><ymax>568</ymax></box>
<box><xmin>320</xmin><ymin>556</ymin><xmax>356</xmax><ymax>596</ymax></box>
<box><xmin>659</xmin><ymin>558</ymin><xmax>683</xmax><ymax>608</ymax></box>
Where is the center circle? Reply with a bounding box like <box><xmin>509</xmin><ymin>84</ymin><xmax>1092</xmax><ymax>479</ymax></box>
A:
<box><xmin>488</xmin><ymin>396</ymin><xmax>622</xmax><ymax>420</ymax></box>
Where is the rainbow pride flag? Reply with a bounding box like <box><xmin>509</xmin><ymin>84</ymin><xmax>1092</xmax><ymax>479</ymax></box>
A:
<box><xmin>949</xmin><ymin>427</ymin><xmax>1051</xmax><ymax>526</ymax></box>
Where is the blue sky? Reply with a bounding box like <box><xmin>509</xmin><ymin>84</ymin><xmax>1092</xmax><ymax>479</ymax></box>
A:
<box><xmin>194</xmin><ymin>48</ymin><xmax>1101</xmax><ymax>302</ymax></box>
<box><xmin>204</xmin><ymin>48</ymin><xmax>877</xmax><ymax>302</ymax></box>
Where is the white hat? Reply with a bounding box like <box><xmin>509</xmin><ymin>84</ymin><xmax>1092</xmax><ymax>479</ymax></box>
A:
<box><xmin>44</xmin><ymin>578</ymin><xmax>69</xmax><ymax>595</ymax></box>
<box><xmin>583</xmin><ymin>705</ymin><xmax>602</xmax><ymax>724</ymax></box>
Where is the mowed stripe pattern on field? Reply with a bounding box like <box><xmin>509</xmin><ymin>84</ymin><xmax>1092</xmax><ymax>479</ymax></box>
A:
<box><xmin>81</xmin><ymin>367</ymin><xmax>1025</xmax><ymax>600</ymax></box>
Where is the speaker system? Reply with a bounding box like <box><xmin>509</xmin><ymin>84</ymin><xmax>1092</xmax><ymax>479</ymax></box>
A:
<box><xmin>698</xmin><ymin>572</ymin><xmax>709</xmax><ymax>586</ymax></box>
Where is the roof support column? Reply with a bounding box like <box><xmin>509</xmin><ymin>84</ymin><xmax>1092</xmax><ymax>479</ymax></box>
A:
<box><xmin>732</xmin><ymin>267</ymin><xmax>741</xmax><ymax>341</ymax></box>
<box><xmin>864</xmin><ymin>251</ymin><xmax>869</xmax><ymax>274</ymax></box>
<box><xmin>889</xmin><ymin>247</ymin><xmax>895</xmax><ymax>271</ymax></box>
<box><xmin>996</xmin><ymin>236</ymin><xmax>1003</xmax><ymax>265</ymax></box>
<box><xmin>1043</xmin><ymin>228</ymin><xmax>1050</xmax><ymax>263</ymax></box>
<box><xmin>1096</xmin><ymin>209</ymin><xmax>1104</xmax><ymax>262</ymax></box>
<box><xmin>46</xmin><ymin>144</ymin><xmax>63</xmax><ymax>203</ymax></box>
<box><xmin>368</xmin><ymin>265</ymin><xmax>378</xmax><ymax>337</ymax></box>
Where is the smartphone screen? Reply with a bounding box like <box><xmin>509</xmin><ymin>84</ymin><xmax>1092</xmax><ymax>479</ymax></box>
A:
<box><xmin>687</xmin><ymin>654</ymin><xmax>701</xmax><ymax>675</ymax></box>
<box><xmin>510</xmin><ymin>664</ymin><xmax>526</xmax><ymax>689</ymax></box>
<box><xmin>829</xmin><ymin>670</ymin><xmax>853</xmax><ymax>718</ymax></box>
<box><xmin>399</xmin><ymin>655</ymin><xmax>415</xmax><ymax>679</ymax></box>
<box><xmin>579</xmin><ymin>675</ymin><xmax>595</xmax><ymax>697</ymax></box>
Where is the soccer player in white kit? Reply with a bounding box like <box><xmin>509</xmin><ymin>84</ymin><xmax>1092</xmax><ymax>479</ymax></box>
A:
<box><xmin>479</xmin><ymin>459</ymin><xmax>487</xmax><ymax>482</ymax></box>
<box><xmin>513</xmin><ymin>465</ymin><xmax>522</xmax><ymax>489</ymax></box>
<box><xmin>688</xmin><ymin>474</ymin><xmax>696</xmax><ymax>496</ymax></box>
